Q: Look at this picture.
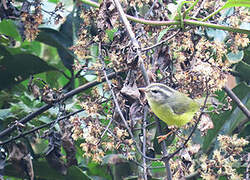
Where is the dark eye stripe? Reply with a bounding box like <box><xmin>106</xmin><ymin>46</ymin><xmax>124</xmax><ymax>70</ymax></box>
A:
<box><xmin>147</xmin><ymin>83</ymin><xmax>175</xmax><ymax>97</ymax></box>
<box><xmin>151</xmin><ymin>90</ymin><xmax>159</xmax><ymax>93</ymax></box>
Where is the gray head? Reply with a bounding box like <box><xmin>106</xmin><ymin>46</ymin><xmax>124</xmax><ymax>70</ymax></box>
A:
<box><xmin>140</xmin><ymin>83</ymin><xmax>175</xmax><ymax>104</ymax></box>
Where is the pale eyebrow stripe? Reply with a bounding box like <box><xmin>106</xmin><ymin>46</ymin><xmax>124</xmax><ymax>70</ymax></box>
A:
<box><xmin>147</xmin><ymin>83</ymin><xmax>175</xmax><ymax>97</ymax></box>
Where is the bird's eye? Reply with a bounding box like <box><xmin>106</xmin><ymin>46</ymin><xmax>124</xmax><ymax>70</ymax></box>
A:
<box><xmin>151</xmin><ymin>90</ymin><xmax>159</xmax><ymax>94</ymax></box>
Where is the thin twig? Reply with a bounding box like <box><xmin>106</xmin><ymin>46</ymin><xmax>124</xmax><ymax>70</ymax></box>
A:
<box><xmin>141</xmin><ymin>30</ymin><xmax>180</xmax><ymax>52</ymax></box>
<box><xmin>80</xmin><ymin>0</ymin><xmax>250</xmax><ymax>35</ymax></box>
<box><xmin>111</xmin><ymin>2</ymin><xmax>177</xmax><ymax>178</ymax></box>
<box><xmin>145</xmin><ymin>0</ymin><xmax>158</xmax><ymax>18</ymax></box>
<box><xmin>99</xmin><ymin>117</ymin><xmax>114</xmax><ymax>142</ymax></box>
<box><xmin>223</xmin><ymin>86</ymin><xmax>250</xmax><ymax>119</ymax></box>
<box><xmin>133</xmin><ymin>122</ymin><xmax>156</xmax><ymax>131</ymax></box>
<box><xmin>246</xmin><ymin>153</ymin><xmax>250</xmax><ymax>180</ymax></box>
<box><xmin>156</xmin><ymin>119</ymin><xmax>172</xmax><ymax>180</ymax></box>
<box><xmin>184</xmin><ymin>171</ymin><xmax>199</xmax><ymax>179</ymax></box>
<box><xmin>0</xmin><ymin>109</ymin><xmax>84</xmax><ymax>146</ymax></box>
<box><xmin>192</xmin><ymin>0</ymin><xmax>206</xmax><ymax>18</ymax></box>
<box><xmin>142</xmin><ymin>106</ymin><xmax>148</xmax><ymax>180</ymax></box>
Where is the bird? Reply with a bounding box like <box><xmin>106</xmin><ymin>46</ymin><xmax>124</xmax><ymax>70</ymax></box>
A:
<box><xmin>139</xmin><ymin>83</ymin><xmax>200</xmax><ymax>142</ymax></box>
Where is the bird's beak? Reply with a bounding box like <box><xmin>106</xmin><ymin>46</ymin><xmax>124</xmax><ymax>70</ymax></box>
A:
<box><xmin>138</xmin><ymin>87</ymin><xmax>147</xmax><ymax>92</ymax></box>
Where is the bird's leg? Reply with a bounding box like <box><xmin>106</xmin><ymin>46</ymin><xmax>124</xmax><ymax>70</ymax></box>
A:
<box><xmin>157</xmin><ymin>127</ymin><xmax>177</xmax><ymax>143</ymax></box>
<box><xmin>157</xmin><ymin>131</ymin><xmax>173</xmax><ymax>143</ymax></box>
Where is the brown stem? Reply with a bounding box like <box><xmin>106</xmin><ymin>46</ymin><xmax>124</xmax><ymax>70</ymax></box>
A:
<box><xmin>223</xmin><ymin>86</ymin><xmax>250</xmax><ymax>119</ymax></box>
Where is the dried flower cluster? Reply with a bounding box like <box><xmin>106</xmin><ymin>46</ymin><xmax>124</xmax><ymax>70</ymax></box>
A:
<box><xmin>73</xmin><ymin>1</ymin><xmax>249</xmax><ymax>97</ymax></box>
<box><xmin>200</xmin><ymin>134</ymin><xmax>249</xmax><ymax>180</ymax></box>
<box><xmin>18</xmin><ymin>1</ymin><xmax>64</xmax><ymax>41</ymax></box>
<box><xmin>70</xmin><ymin>95</ymin><xmax>135</xmax><ymax>163</ymax></box>
<box><xmin>70</xmin><ymin>0</ymin><xmax>249</xmax><ymax>172</ymax></box>
<box><xmin>171</xmin><ymin>34</ymin><xmax>230</xmax><ymax>96</ymax></box>
<box><xmin>21</xmin><ymin>1</ymin><xmax>43</xmax><ymax>41</ymax></box>
<box><xmin>167</xmin><ymin>134</ymin><xmax>248</xmax><ymax>179</ymax></box>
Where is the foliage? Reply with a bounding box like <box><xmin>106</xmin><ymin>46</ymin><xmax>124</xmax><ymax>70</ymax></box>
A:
<box><xmin>0</xmin><ymin>0</ymin><xmax>249</xmax><ymax>180</ymax></box>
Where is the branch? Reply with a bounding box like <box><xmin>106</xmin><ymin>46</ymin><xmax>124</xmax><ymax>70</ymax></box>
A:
<box><xmin>0</xmin><ymin>70</ymin><xmax>126</xmax><ymax>139</ymax></box>
<box><xmin>156</xmin><ymin>119</ymin><xmax>172</xmax><ymax>180</ymax></box>
<box><xmin>112</xmin><ymin>0</ymin><xmax>150</xmax><ymax>85</ymax></box>
<box><xmin>223</xmin><ymin>86</ymin><xmax>250</xmax><ymax>119</ymax></box>
<box><xmin>142</xmin><ymin>106</ymin><xmax>148</xmax><ymax>180</ymax></box>
<box><xmin>80</xmin><ymin>0</ymin><xmax>250</xmax><ymax>35</ymax></box>
<box><xmin>111</xmin><ymin>2</ymin><xmax>177</xmax><ymax>178</ymax></box>
<box><xmin>141</xmin><ymin>30</ymin><xmax>180</xmax><ymax>52</ymax></box>
<box><xmin>0</xmin><ymin>109</ymin><xmax>84</xmax><ymax>146</ymax></box>
<box><xmin>126</xmin><ymin>16</ymin><xmax>250</xmax><ymax>34</ymax></box>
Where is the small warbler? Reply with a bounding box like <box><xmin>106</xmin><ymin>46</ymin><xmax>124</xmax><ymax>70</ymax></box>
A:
<box><xmin>140</xmin><ymin>83</ymin><xmax>199</xmax><ymax>127</ymax></box>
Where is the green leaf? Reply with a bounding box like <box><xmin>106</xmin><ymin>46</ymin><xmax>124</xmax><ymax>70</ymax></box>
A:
<box><xmin>0</xmin><ymin>19</ymin><xmax>21</xmax><ymax>41</ymax></box>
<box><xmin>219</xmin><ymin>176</ymin><xmax>228</xmax><ymax>180</ymax></box>
<box><xmin>45</xmin><ymin>71</ymin><xmax>61</xmax><ymax>88</ymax></box>
<box><xmin>235</xmin><ymin>61</ymin><xmax>250</xmax><ymax>82</ymax></box>
<box><xmin>222</xmin><ymin>0</ymin><xmax>250</xmax><ymax>9</ymax></box>
<box><xmin>21</xmin><ymin>41</ymin><xmax>42</xmax><ymax>56</ymax></box>
<box><xmin>157</xmin><ymin>28</ymin><xmax>170</xmax><ymax>42</ymax></box>
<box><xmin>36</xmin><ymin>28</ymin><xmax>75</xmax><ymax>70</ymax></box>
<box><xmin>84</xmin><ymin>74</ymin><xmax>97</xmax><ymax>82</ymax></box>
<box><xmin>0</xmin><ymin>109</ymin><xmax>14</xmax><ymax>120</ymax></box>
<box><xmin>87</xmin><ymin>162</ymin><xmax>112</xmax><ymax>180</ymax></box>
<box><xmin>90</xmin><ymin>44</ymin><xmax>99</xmax><ymax>58</ymax></box>
<box><xmin>0</xmin><ymin>51</ymin><xmax>57</xmax><ymax>90</ymax></box>
<box><xmin>223</xmin><ymin>94</ymin><xmax>250</xmax><ymax>135</ymax></box>
<box><xmin>240</xmin><ymin>22</ymin><xmax>250</xmax><ymax>30</ymax></box>
<box><xmin>36</xmin><ymin>28</ymin><xmax>72</xmax><ymax>50</ymax></box>
<box><xmin>48</xmin><ymin>0</ymin><xmax>59</xmax><ymax>3</ymax></box>
<box><xmin>39</xmin><ymin>116</ymin><xmax>52</xmax><ymax>124</ymax></box>
<box><xmin>57</xmin><ymin>12</ymin><xmax>76</xmax><ymax>71</ymax></box>
<box><xmin>205</xmin><ymin>28</ymin><xmax>227</xmax><ymax>42</ymax></box>
<box><xmin>226</xmin><ymin>50</ymin><xmax>244</xmax><ymax>63</ymax></box>
<box><xmin>4</xmin><ymin>160</ymin><xmax>91</xmax><ymax>180</ymax></box>
<box><xmin>202</xmin><ymin>83</ymin><xmax>250</xmax><ymax>151</ymax></box>
<box><xmin>106</xmin><ymin>28</ymin><xmax>118</xmax><ymax>42</ymax></box>
<box><xmin>151</xmin><ymin>161</ymin><xmax>165</xmax><ymax>174</ymax></box>
<box><xmin>67</xmin><ymin>166</ymin><xmax>92</xmax><ymax>180</ymax></box>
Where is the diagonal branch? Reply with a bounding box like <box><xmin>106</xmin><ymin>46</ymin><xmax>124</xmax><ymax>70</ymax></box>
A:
<box><xmin>141</xmin><ymin>30</ymin><xmax>180</xmax><ymax>52</ymax></box>
<box><xmin>142</xmin><ymin>106</ymin><xmax>148</xmax><ymax>180</ymax></box>
<box><xmin>0</xmin><ymin>109</ymin><xmax>84</xmax><ymax>146</ymax></box>
<box><xmin>223</xmin><ymin>86</ymin><xmax>250</xmax><ymax>119</ymax></box>
<box><xmin>0</xmin><ymin>70</ymin><xmax>126</xmax><ymax>139</ymax></box>
<box><xmin>112</xmin><ymin>0</ymin><xmax>150</xmax><ymax>86</ymax></box>
<box><xmin>112</xmin><ymin>1</ymin><xmax>173</xmax><ymax>179</ymax></box>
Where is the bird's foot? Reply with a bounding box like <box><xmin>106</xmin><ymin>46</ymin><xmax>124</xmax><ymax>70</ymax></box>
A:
<box><xmin>157</xmin><ymin>131</ymin><xmax>173</xmax><ymax>143</ymax></box>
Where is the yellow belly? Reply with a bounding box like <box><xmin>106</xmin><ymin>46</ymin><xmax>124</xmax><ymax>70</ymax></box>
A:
<box><xmin>149</xmin><ymin>101</ymin><xmax>195</xmax><ymax>127</ymax></box>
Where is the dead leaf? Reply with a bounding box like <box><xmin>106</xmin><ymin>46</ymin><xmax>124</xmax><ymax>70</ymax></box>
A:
<box><xmin>59</xmin><ymin>119</ymin><xmax>77</xmax><ymax>167</ymax></box>
<box><xmin>8</xmin><ymin>142</ymin><xmax>34</xmax><ymax>180</ymax></box>
<box><xmin>198</xmin><ymin>114</ymin><xmax>214</xmax><ymax>136</ymax></box>
<box><xmin>97</xmin><ymin>0</ymin><xmax>119</xmax><ymax>30</ymax></box>
<box><xmin>121</xmin><ymin>70</ymin><xmax>140</xmax><ymax>100</ymax></box>
<box><xmin>129</xmin><ymin>101</ymin><xmax>143</xmax><ymax>128</ymax></box>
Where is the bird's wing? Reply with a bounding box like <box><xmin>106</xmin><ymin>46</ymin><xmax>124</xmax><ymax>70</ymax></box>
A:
<box><xmin>167</xmin><ymin>95</ymin><xmax>190</xmax><ymax>115</ymax></box>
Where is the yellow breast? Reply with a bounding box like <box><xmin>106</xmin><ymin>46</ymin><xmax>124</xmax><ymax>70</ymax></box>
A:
<box><xmin>149</xmin><ymin>100</ymin><xmax>196</xmax><ymax>127</ymax></box>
